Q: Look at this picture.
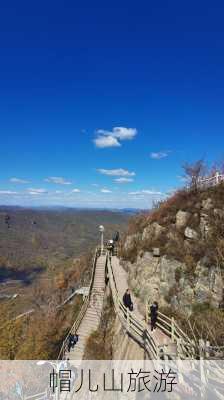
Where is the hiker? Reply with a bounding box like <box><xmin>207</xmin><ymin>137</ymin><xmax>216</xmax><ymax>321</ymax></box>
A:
<box><xmin>150</xmin><ymin>301</ymin><xmax>159</xmax><ymax>331</ymax></box>
<box><xmin>113</xmin><ymin>231</ymin><xmax>119</xmax><ymax>242</ymax></box>
<box><xmin>107</xmin><ymin>239</ymin><xmax>114</xmax><ymax>253</ymax></box>
<box><xmin>123</xmin><ymin>289</ymin><xmax>133</xmax><ymax>311</ymax></box>
<box><xmin>67</xmin><ymin>333</ymin><xmax>79</xmax><ymax>352</ymax></box>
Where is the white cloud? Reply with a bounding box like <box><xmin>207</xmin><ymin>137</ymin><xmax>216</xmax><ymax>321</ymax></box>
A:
<box><xmin>97</xmin><ymin>168</ymin><xmax>135</xmax><ymax>177</ymax></box>
<box><xmin>72</xmin><ymin>189</ymin><xmax>80</xmax><ymax>193</ymax></box>
<box><xmin>94</xmin><ymin>135</ymin><xmax>121</xmax><ymax>148</ymax></box>
<box><xmin>92</xmin><ymin>183</ymin><xmax>99</xmax><ymax>187</ymax></box>
<box><xmin>0</xmin><ymin>190</ymin><xmax>18</xmax><ymax>195</ymax></box>
<box><xmin>114</xmin><ymin>177</ymin><xmax>134</xmax><ymax>183</ymax></box>
<box><xmin>28</xmin><ymin>188</ymin><xmax>48</xmax><ymax>195</ymax></box>
<box><xmin>150</xmin><ymin>151</ymin><xmax>169</xmax><ymax>159</ymax></box>
<box><xmin>45</xmin><ymin>177</ymin><xmax>72</xmax><ymax>185</ymax></box>
<box><xmin>129</xmin><ymin>190</ymin><xmax>164</xmax><ymax>196</ymax></box>
<box><xmin>10</xmin><ymin>177</ymin><xmax>29</xmax><ymax>184</ymax></box>
<box><xmin>100</xmin><ymin>188</ymin><xmax>112</xmax><ymax>193</ymax></box>
<box><xmin>94</xmin><ymin>126</ymin><xmax>137</xmax><ymax>148</ymax></box>
<box><xmin>98</xmin><ymin>127</ymin><xmax>137</xmax><ymax>141</ymax></box>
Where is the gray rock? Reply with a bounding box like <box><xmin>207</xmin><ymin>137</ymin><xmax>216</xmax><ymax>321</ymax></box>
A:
<box><xmin>176</xmin><ymin>210</ymin><xmax>190</xmax><ymax>229</ymax></box>
<box><xmin>179</xmin><ymin>286</ymin><xmax>195</xmax><ymax>307</ymax></box>
<box><xmin>142</xmin><ymin>222</ymin><xmax>165</xmax><ymax>242</ymax></box>
<box><xmin>153</xmin><ymin>247</ymin><xmax>160</xmax><ymax>257</ymax></box>
<box><xmin>170</xmin><ymin>295</ymin><xmax>179</xmax><ymax>309</ymax></box>
<box><xmin>214</xmin><ymin>208</ymin><xmax>224</xmax><ymax>218</ymax></box>
<box><xmin>194</xmin><ymin>283</ymin><xmax>210</xmax><ymax>303</ymax></box>
<box><xmin>202</xmin><ymin>198</ymin><xmax>213</xmax><ymax>210</ymax></box>
<box><xmin>200</xmin><ymin>213</ymin><xmax>210</xmax><ymax>238</ymax></box>
<box><xmin>124</xmin><ymin>233</ymin><xmax>140</xmax><ymax>252</ymax></box>
<box><xmin>184</xmin><ymin>226</ymin><xmax>198</xmax><ymax>240</ymax></box>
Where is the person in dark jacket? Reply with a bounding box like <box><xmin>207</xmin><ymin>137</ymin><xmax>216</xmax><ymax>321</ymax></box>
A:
<box><xmin>150</xmin><ymin>301</ymin><xmax>158</xmax><ymax>331</ymax></box>
<box><xmin>123</xmin><ymin>289</ymin><xmax>133</xmax><ymax>311</ymax></box>
<box><xmin>67</xmin><ymin>333</ymin><xmax>79</xmax><ymax>352</ymax></box>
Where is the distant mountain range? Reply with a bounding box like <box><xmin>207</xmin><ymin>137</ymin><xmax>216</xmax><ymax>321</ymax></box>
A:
<box><xmin>0</xmin><ymin>206</ymin><xmax>130</xmax><ymax>270</ymax></box>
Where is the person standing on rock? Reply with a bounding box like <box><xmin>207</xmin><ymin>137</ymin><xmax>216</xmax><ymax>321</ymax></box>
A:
<box><xmin>123</xmin><ymin>289</ymin><xmax>133</xmax><ymax>311</ymax></box>
<box><xmin>150</xmin><ymin>301</ymin><xmax>158</xmax><ymax>331</ymax></box>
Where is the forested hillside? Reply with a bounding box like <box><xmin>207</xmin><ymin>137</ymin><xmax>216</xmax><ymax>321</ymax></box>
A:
<box><xmin>0</xmin><ymin>207</ymin><xmax>129</xmax><ymax>270</ymax></box>
<box><xmin>0</xmin><ymin>208</ymin><xmax>130</xmax><ymax>359</ymax></box>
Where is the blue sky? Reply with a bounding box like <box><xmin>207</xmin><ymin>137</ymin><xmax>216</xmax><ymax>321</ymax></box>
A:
<box><xmin>1</xmin><ymin>0</ymin><xmax>224</xmax><ymax>208</ymax></box>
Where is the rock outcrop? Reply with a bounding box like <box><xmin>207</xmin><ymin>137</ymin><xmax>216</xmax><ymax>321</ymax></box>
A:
<box><xmin>121</xmin><ymin>191</ymin><xmax>224</xmax><ymax>316</ymax></box>
<box><xmin>176</xmin><ymin>210</ymin><xmax>190</xmax><ymax>229</ymax></box>
<box><xmin>184</xmin><ymin>226</ymin><xmax>198</xmax><ymax>240</ymax></box>
<box><xmin>142</xmin><ymin>222</ymin><xmax>165</xmax><ymax>242</ymax></box>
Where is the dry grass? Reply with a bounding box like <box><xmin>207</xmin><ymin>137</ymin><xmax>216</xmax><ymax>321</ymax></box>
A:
<box><xmin>161</xmin><ymin>304</ymin><xmax>224</xmax><ymax>347</ymax></box>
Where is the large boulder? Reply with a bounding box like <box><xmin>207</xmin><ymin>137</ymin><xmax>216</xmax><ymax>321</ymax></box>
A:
<box><xmin>200</xmin><ymin>213</ymin><xmax>210</xmax><ymax>238</ymax></box>
<box><xmin>214</xmin><ymin>208</ymin><xmax>224</xmax><ymax>218</ymax></box>
<box><xmin>202</xmin><ymin>198</ymin><xmax>213</xmax><ymax>210</ymax></box>
<box><xmin>123</xmin><ymin>233</ymin><xmax>140</xmax><ymax>252</ymax></box>
<box><xmin>194</xmin><ymin>261</ymin><xmax>223</xmax><ymax>306</ymax></box>
<box><xmin>184</xmin><ymin>226</ymin><xmax>198</xmax><ymax>240</ymax></box>
<box><xmin>176</xmin><ymin>210</ymin><xmax>190</xmax><ymax>230</ymax></box>
<box><xmin>194</xmin><ymin>283</ymin><xmax>211</xmax><ymax>303</ymax></box>
<box><xmin>178</xmin><ymin>286</ymin><xmax>195</xmax><ymax>314</ymax></box>
<box><xmin>142</xmin><ymin>222</ymin><xmax>165</xmax><ymax>242</ymax></box>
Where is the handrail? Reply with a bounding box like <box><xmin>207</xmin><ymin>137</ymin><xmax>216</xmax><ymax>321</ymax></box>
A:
<box><xmin>24</xmin><ymin>391</ymin><xmax>48</xmax><ymax>400</ymax></box>
<box><xmin>108</xmin><ymin>255</ymin><xmax>196</xmax><ymax>359</ymax></box>
<box><xmin>146</xmin><ymin>307</ymin><xmax>197</xmax><ymax>358</ymax></box>
<box><xmin>108</xmin><ymin>255</ymin><xmax>158</xmax><ymax>359</ymax></box>
<box><xmin>58</xmin><ymin>248</ymin><xmax>100</xmax><ymax>360</ymax></box>
<box><xmin>58</xmin><ymin>244</ymin><xmax>221</xmax><ymax>361</ymax></box>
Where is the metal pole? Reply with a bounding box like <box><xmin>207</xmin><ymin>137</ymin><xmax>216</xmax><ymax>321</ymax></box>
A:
<box><xmin>101</xmin><ymin>231</ymin><xmax>104</xmax><ymax>254</ymax></box>
<box><xmin>171</xmin><ymin>317</ymin><xmax>175</xmax><ymax>341</ymax></box>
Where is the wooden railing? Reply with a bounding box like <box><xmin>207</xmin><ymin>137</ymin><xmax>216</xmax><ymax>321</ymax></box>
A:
<box><xmin>198</xmin><ymin>172</ymin><xmax>224</xmax><ymax>188</ymax></box>
<box><xmin>24</xmin><ymin>391</ymin><xmax>48</xmax><ymax>400</ymax></box>
<box><xmin>108</xmin><ymin>250</ymin><xmax>199</xmax><ymax>359</ymax></box>
<box><xmin>107</xmin><ymin>256</ymin><xmax>159</xmax><ymax>359</ymax></box>
<box><xmin>58</xmin><ymin>248</ymin><xmax>100</xmax><ymax>360</ymax></box>
<box><xmin>58</xmin><ymin>245</ymin><xmax>206</xmax><ymax>360</ymax></box>
<box><xmin>146</xmin><ymin>308</ymin><xmax>197</xmax><ymax>358</ymax></box>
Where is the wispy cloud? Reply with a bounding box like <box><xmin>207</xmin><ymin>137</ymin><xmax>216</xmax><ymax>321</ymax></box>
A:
<box><xmin>100</xmin><ymin>188</ymin><xmax>112</xmax><ymax>193</ymax></box>
<box><xmin>72</xmin><ymin>188</ymin><xmax>80</xmax><ymax>193</ymax></box>
<box><xmin>45</xmin><ymin>177</ymin><xmax>72</xmax><ymax>185</ymax></box>
<box><xmin>28</xmin><ymin>188</ymin><xmax>48</xmax><ymax>195</ymax></box>
<box><xmin>97</xmin><ymin>168</ymin><xmax>135</xmax><ymax>177</ymax></box>
<box><xmin>94</xmin><ymin>126</ymin><xmax>137</xmax><ymax>148</ymax></box>
<box><xmin>129</xmin><ymin>190</ymin><xmax>164</xmax><ymax>196</ymax></box>
<box><xmin>10</xmin><ymin>177</ymin><xmax>29</xmax><ymax>184</ymax></box>
<box><xmin>150</xmin><ymin>151</ymin><xmax>169</xmax><ymax>159</ymax></box>
<box><xmin>0</xmin><ymin>190</ymin><xmax>18</xmax><ymax>194</ymax></box>
<box><xmin>114</xmin><ymin>177</ymin><xmax>134</xmax><ymax>183</ymax></box>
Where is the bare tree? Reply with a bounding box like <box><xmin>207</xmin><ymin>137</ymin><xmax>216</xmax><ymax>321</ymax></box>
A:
<box><xmin>182</xmin><ymin>159</ymin><xmax>206</xmax><ymax>192</ymax></box>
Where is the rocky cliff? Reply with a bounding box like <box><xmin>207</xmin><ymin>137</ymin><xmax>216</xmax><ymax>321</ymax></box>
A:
<box><xmin>121</xmin><ymin>185</ymin><xmax>224</xmax><ymax>343</ymax></box>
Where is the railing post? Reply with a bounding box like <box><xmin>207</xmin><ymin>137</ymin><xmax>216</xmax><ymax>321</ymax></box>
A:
<box><xmin>215</xmin><ymin>171</ymin><xmax>220</xmax><ymax>185</ymax></box>
<box><xmin>171</xmin><ymin>317</ymin><xmax>175</xmax><ymax>341</ymax></box>
<box><xmin>205</xmin><ymin>340</ymin><xmax>210</xmax><ymax>359</ymax></box>
<box><xmin>127</xmin><ymin>308</ymin><xmax>130</xmax><ymax>331</ymax></box>
<box><xmin>145</xmin><ymin>302</ymin><xmax>148</xmax><ymax>325</ymax></box>
<box><xmin>199</xmin><ymin>338</ymin><xmax>205</xmax><ymax>359</ymax></box>
<box><xmin>177</xmin><ymin>338</ymin><xmax>181</xmax><ymax>358</ymax></box>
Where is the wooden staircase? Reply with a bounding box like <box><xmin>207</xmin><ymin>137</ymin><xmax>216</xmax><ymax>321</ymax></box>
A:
<box><xmin>65</xmin><ymin>255</ymin><xmax>106</xmax><ymax>360</ymax></box>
